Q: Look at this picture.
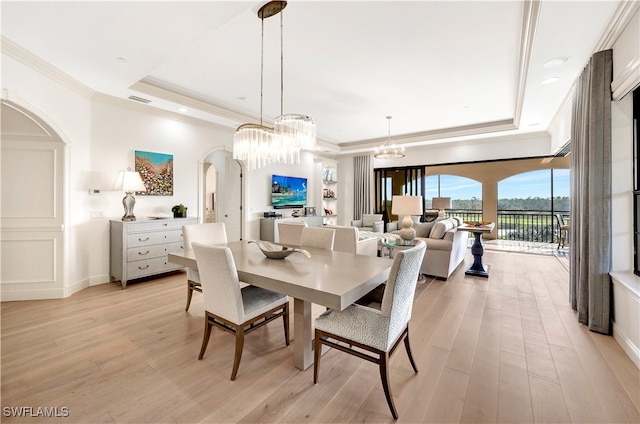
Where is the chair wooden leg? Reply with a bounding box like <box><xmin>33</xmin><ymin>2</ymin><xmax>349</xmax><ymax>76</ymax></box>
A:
<box><xmin>198</xmin><ymin>313</ymin><xmax>213</xmax><ymax>360</ymax></box>
<box><xmin>403</xmin><ymin>332</ymin><xmax>418</xmax><ymax>374</ymax></box>
<box><xmin>283</xmin><ymin>302</ymin><xmax>290</xmax><ymax>346</ymax></box>
<box><xmin>185</xmin><ymin>281</ymin><xmax>194</xmax><ymax>311</ymax></box>
<box><xmin>230</xmin><ymin>327</ymin><xmax>245</xmax><ymax>381</ymax></box>
<box><xmin>313</xmin><ymin>330</ymin><xmax>322</xmax><ymax>384</ymax></box>
<box><xmin>379</xmin><ymin>352</ymin><xmax>398</xmax><ymax>420</ymax></box>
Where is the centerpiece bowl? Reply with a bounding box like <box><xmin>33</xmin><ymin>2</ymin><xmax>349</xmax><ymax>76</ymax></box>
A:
<box><xmin>248</xmin><ymin>240</ymin><xmax>311</xmax><ymax>259</ymax></box>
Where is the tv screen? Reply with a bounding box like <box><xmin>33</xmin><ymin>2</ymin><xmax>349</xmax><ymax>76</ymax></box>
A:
<box><xmin>271</xmin><ymin>174</ymin><xmax>307</xmax><ymax>209</ymax></box>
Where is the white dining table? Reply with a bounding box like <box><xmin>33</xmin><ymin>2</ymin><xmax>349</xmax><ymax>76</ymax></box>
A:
<box><xmin>168</xmin><ymin>240</ymin><xmax>392</xmax><ymax>370</ymax></box>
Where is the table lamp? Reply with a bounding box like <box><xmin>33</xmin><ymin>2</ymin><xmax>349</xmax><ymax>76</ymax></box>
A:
<box><xmin>391</xmin><ymin>195</ymin><xmax>423</xmax><ymax>242</ymax></box>
<box><xmin>113</xmin><ymin>168</ymin><xmax>147</xmax><ymax>221</ymax></box>
<box><xmin>432</xmin><ymin>197</ymin><xmax>451</xmax><ymax>217</ymax></box>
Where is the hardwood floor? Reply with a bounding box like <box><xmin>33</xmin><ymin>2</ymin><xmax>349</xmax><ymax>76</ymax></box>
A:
<box><xmin>2</xmin><ymin>250</ymin><xmax>638</xmax><ymax>423</ymax></box>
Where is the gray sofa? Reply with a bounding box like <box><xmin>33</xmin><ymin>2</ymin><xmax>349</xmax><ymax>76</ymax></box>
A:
<box><xmin>388</xmin><ymin>217</ymin><xmax>469</xmax><ymax>279</ymax></box>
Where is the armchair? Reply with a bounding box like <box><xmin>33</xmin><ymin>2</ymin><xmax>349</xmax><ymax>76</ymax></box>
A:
<box><xmin>351</xmin><ymin>213</ymin><xmax>384</xmax><ymax>233</ymax></box>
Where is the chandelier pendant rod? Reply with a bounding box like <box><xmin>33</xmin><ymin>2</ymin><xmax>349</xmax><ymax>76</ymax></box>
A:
<box><xmin>280</xmin><ymin>10</ymin><xmax>284</xmax><ymax>116</ymax></box>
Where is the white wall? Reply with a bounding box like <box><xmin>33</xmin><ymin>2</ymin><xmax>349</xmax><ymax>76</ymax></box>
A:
<box><xmin>610</xmin><ymin>7</ymin><xmax>640</xmax><ymax>368</ymax></box>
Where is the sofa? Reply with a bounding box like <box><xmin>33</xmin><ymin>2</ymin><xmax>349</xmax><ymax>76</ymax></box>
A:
<box><xmin>351</xmin><ymin>214</ymin><xmax>384</xmax><ymax>233</ymax></box>
<box><xmin>325</xmin><ymin>225</ymin><xmax>379</xmax><ymax>257</ymax></box>
<box><xmin>387</xmin><ymin>217</ymin><xmax>469</xmax><ymax>279</ymax></box>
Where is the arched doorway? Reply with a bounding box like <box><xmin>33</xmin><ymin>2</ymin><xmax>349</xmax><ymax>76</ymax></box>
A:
<box><xmin>202</xmin><ymin>149</ymin><xmax>243</xmax><ymax>241</ymax></box>
<box><xmin>1</xmin><ymin>100</ymin><xmax>66</xmax><ymax>300</ymax></box>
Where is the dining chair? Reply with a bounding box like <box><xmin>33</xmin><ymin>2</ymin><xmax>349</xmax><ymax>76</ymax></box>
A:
<box><xmin>300</xmin><ymin>227</ymin><xmax>335</xmax><ymax>250</ymax></box>
<box><xmin>555</xmin><ymin>213</ymin><xmax>570</xmax><ymax>249</ymax></box>
<box><xmin>192</xmin><ymin>242</ymin><xmax>290</xmax><ymax>380</ymax></box>
<box><xmin>313</xmin><ymin>240</ymin><xmax>426</xmax><ymax>419</ymax></box>
<box><xmin>277</xmin><ymin>221</ymin><xmax>308</xmax><ymax>245</ymax></box>
<box><xmin>182</xmin><ymin>222</ymin><xmax>228</xmax><ymax>311</ymax></box>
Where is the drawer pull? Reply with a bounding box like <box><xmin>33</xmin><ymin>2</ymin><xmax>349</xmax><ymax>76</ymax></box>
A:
<box><xmin>138</xmin><ymin>237</ymin><xmax>150</xmax><ymax>242</ymax></box>
<box><xmin>138</xmin><ymin>265</ymin><xmax>150</xmax><ymax>270</ymax></box>
<box><xmin>138</xmin><ymin>251</ymin><xmax>150</xmax><ymax>256</ymax></box>
<box><xmin>162</xmin><ymin>223</ymin><xmax>168</xmax><ymax>226</ymax></box>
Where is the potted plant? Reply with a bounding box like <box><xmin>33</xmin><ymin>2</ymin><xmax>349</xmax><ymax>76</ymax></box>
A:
<box><xmin>171</xmin><ymin>204</ymin><xmax>188</xmax><ymax>218</ymax></box>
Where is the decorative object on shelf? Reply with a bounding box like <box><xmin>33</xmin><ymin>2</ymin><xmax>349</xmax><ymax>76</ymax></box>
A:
<box><xmin>323</xmin><ymin>188</ymin><xmax>335</xmax><ymax>198</ymax></box>
<box><xmin>304</xmin><ymin>207</ymin><xmax>316</xmax><ymax>216</ymax></box>
<box><xmin>113</xmin><ymin>168</ymin><xmax>147</xmax><ymax>222</ymax></box>
<box><xmin>134</xmin><ymin>150</ymin><xmax>173</xmax><ymax>196</ymax></box>
<box><xmin>432</xmin><ymin>197</ymin><xmax>452</xmax><ymax>217</ymax></box>
<box><xmin>374</xmin><ymin>116</ymin><xmax>405</xmax><ymax>159</ymax></box>
<box><xmin>323</xmin><ymin>168</ymin><xmax>336</xmax><ymax>182</ymax></box>
<box><xmin>391</xmin><ymin>195</ymin><xmax>423</xmax><ymax>242</ymax></box>
<box><xmin>232</xmin><ymin>0</ymin><xmax>315</xmax><ymax>170</ymax></box>
<box><xmin>249</xmin><ymin>240</ymin><xmax>311</xmax><ymax>259</ymax></box>
<box><xmin>171</xmin><ymin>204</ymin><xmax>188</xmax><ymax>218</ymax></box>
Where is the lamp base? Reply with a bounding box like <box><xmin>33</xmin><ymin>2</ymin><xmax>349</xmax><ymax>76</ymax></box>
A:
<box><xmin>399</xmin><ymin>216</ymin><xmax>416</xmax><ymax>242</ymax></box>
<box><xmin>122</xmin><ymin>192</ymin><xmax>137</xmax><ymax>222</ymax></box>
<box><xmin>398</xmin><ymin>227</ymin><xmax>416</xmax><ymax>242</ymax></box>
<box><xmin>438</xmin><ymin>209</ymin><xmax>446</xmax><ymax>217</ymax></box>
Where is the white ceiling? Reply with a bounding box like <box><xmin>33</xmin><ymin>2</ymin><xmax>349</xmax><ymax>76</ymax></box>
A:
<box><xmin>1</xmin><ymin>1</ymin><xmax>621</xmax><ymax>155</ymax></box>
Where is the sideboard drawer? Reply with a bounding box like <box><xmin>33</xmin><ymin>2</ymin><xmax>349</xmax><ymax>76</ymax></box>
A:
<box><xmin>127</xmin><ymin>229</ymin><xmax>184</xmax><ymax>248</ymax></box>
<box><xmin>126</xmin><ymin>241</ymin><xmax>184</xmax><ymax>262</ymax></box>
<box><xmin>126</xmin><ymin>256</ymin><xmax>182</xmax><ymax>280</ymax></box>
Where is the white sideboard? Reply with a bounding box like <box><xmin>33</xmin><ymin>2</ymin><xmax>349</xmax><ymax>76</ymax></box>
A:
<box><xmin>110</xmin><ymin>218</ymin><xmax>197</xmax><ymax>288</ymax></box>
<box><xmin>260</xmin><ymin>216</ymin><xmax>324</xmax><ymax>242</ymax></box>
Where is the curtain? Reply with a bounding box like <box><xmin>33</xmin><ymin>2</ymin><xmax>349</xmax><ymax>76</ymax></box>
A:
<box><xmin>569</xmin><ymin>49</ymin><xmax>612</xmax><ymax>334</ymax></box>
<box><xmin>353</xmin><ymin>155</ymin><xmax>372</xmax><ymax>220</ymax></box>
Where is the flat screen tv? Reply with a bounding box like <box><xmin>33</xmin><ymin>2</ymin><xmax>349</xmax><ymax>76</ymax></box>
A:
<box><xmin>271</xmin><ymin>174</ymin><xmax>307</xmax><ymax>209</ymax></box>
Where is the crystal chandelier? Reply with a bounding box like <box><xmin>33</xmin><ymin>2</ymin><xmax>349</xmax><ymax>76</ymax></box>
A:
<box><xmin>233</xmin><ymin>1</ymin><xmax>315</xmax><ymax>169</ymax></box>
<box><xmin>232</xmin><ymin>1</ymin><xmax>276</xmax><ymax>170</ymax></box>
<box><xmin>374</xmin><ymin>116</ymin><xmax>405</xmax><ymax>159</ymax></box>
<box><xmin>271</xmin><ymin>1</ymin><xmax>316</xmax><ymax>164</ymax></box>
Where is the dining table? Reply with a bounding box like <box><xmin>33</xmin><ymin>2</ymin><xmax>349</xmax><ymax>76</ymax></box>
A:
<box><xmin>168</xmin><ymin>239</ymin><xmax>392</xmax><ymax>370</ymax></box>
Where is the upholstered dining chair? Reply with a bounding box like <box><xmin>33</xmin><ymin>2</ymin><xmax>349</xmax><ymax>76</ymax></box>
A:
<box><xmin>300</xmin><ymin>227</ymin><xmax>335</xmax><ymax>250</ymax></box>
<box><xmin>313</xmin><ymin>240</ymin><xmax>426</xmax><ymax>419</ymax></box>
<box><xmin>182</xmin><ymin>222</ymin><xmax>228</xmax><ymax>311</ymax></box>
<box><xmin>277</xmin><ymin>221</ymin><xmax>308</xmax><ymax>245</ymax></box>
<box><xmin>192</xmin><ymin>242</ymin><xmax>289</xmax><ymax>380</ymax></box>
<box><xmin>555</xmin><ymin>213</ymin><xmax>570</xmax><ymax>249</ymax></box>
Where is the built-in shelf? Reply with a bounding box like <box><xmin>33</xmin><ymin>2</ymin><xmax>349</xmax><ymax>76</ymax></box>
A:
<box><xmin>323</xmin><ymin>197</ymin><xmax>337</xmax><ymax>200</ymax></box>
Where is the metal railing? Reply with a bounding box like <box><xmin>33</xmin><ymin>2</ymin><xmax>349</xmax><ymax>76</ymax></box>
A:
<box><xmin>445</xmin><ymin>209</ymin><xmax>569</xmax><ymax>243</ymax></box>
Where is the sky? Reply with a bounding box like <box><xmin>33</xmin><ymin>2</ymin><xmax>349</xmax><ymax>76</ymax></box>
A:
<box><xmin>426</xmin><ymin>169</ymin><xmax>570</xmax><ymax>200</ymax></box>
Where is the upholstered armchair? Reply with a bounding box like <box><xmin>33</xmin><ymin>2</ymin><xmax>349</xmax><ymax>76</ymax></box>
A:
<box><xmin>351</xmin><ymin>213</ymin><xmax>384</xmax><ymax>233</ymax></box>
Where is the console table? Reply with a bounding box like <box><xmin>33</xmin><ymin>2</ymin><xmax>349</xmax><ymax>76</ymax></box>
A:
<box><xmin>458</xmin><ymin>222</ymin><xmax>495</xmax><ymax>278</ymax></box>
<box><xmin>259</xmin><ymin>216</ymin><xmax>323</xmax><ymax>242</ymax></box>
<box><xmin>110</xmin><ymin>217</ymin><xmax>197</xmax><ymax>288</ymax></box>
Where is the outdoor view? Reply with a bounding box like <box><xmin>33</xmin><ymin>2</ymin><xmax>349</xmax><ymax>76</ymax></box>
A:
<box><xmin>425</xmin><ymin>169</ymin><xmax>570</xmax><ymax>243</ymax></box>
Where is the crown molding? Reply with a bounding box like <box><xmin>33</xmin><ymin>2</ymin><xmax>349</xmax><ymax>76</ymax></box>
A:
<box><xmin>513</xmin><ymin>0</ymin><xmax>541</xmax><ymax>129</ymax></box>
<box><xmin>91</xmin><ymin>92</ymin><xmax>234</xmax><ymax>132</ymax></box>
<box><xmin>594</xmin><ymin>0</ymin><xmax>640</xmax><ymax>52</ymax></box>
<box><xmin>1</xmin><ymin>36</ymin><xmax>94</xmax><ymax>99</ymax></box>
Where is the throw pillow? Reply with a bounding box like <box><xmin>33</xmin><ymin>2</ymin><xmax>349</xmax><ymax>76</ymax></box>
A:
<box><xmin>414</xmin><ymin>222</ymin><xmax>435</xmax><ymax>238</ymax></box>
<box><xmin>429</xmin><ymin>219</ymin><xmax>455</xmax><ymax>239</ymax></box>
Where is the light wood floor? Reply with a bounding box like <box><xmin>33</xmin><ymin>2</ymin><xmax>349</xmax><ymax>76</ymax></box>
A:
<box><xmin>2</xmin><ymin>250</ymin><xmax>638</xmax><ymax>423</ymax></box>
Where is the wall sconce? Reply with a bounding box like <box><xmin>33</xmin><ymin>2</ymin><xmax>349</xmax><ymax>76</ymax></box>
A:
<box><xmin>113</xmin><ymin>168</ymin><xmax>146</xmax><ymax>221</ymax></box>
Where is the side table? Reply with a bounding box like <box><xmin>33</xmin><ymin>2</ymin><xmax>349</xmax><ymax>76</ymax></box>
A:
<box><xmin>458</xmin><ymin>222</ymin><xmax>495</xmax><ymax>278</ymax></box>
<box><xmin>380</xmin><ymin>239</ymin><xmax>426</xmax><ymax>283</ymax></box>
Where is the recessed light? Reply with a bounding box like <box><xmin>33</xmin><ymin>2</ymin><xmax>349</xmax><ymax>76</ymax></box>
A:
<box><xmin>542</xmin><ymin>77</ymin><xmax>560</xmax><ymax>85</ymax></box>
<box><xmin>544</xmin><ymin>56</ymin><xmax>569</xmax><ymax>68</ymax></box>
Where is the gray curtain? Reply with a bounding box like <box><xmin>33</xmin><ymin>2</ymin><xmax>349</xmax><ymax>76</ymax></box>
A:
<box><xmin>353</xmin><ymin>155</ymin><xmax>372</xmax><ymax>220</ymax></box>
<box><xmin>569</xmin><ymin>49</ymin><xmax>612</xmax><ymax>334</ymax></box>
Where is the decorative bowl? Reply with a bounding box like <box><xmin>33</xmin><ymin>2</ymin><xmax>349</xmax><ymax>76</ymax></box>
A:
<box><xmin>248</xmin><ymin>240</ymin><xmax>311</xmax><ymax>259</ymax></box>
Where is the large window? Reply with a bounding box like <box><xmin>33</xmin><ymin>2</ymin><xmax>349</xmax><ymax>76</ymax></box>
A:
<box><xmin>498</xmin><ymin>169</ymin><xmax>570</xmax><ymax>242</ymax></box>
<box><xmin>425</xmin><ymin>174</ymin><xmax>482</xmax><ymax>210</ymax></box>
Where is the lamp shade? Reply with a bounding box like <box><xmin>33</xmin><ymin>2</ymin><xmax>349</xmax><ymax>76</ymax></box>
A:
<box><xmin>391</xmin><ymin>195</ymin><xmax>423</xmax><ymax>215</ymax></box>
<box><xmin>113</xmin><ymin>170</ymin><xmax>147</xmax><ymax>193</ymax></box>
<box><xmin>432</xmin><ymin>197</ymin><xmax>452</xmax><ymax>210</ymax></box>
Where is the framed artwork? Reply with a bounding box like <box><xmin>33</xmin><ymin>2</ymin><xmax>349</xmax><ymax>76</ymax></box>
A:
<box><xmin>134</xmin><ymin>150</ymin><xmax>173</xmax><ymax>196</ymax></box>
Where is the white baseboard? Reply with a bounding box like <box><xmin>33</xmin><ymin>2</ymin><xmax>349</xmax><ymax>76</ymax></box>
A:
<box><xmin>613</xmin><ymin>322</ymin><xmax>640</xmax><ymax>369</ymax></box>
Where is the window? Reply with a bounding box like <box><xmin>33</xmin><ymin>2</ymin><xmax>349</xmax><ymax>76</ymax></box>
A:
<box><xmin>425</xmin><ymin>174</ymin><xmax>481</xmax><ymax>210</ymax></box>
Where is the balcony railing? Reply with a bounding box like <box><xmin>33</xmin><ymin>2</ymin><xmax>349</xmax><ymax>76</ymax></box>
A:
<box><xmin>444</xmin><ymin>209</ymin><xmax>569</xmax><ymax>244</ymax></box>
